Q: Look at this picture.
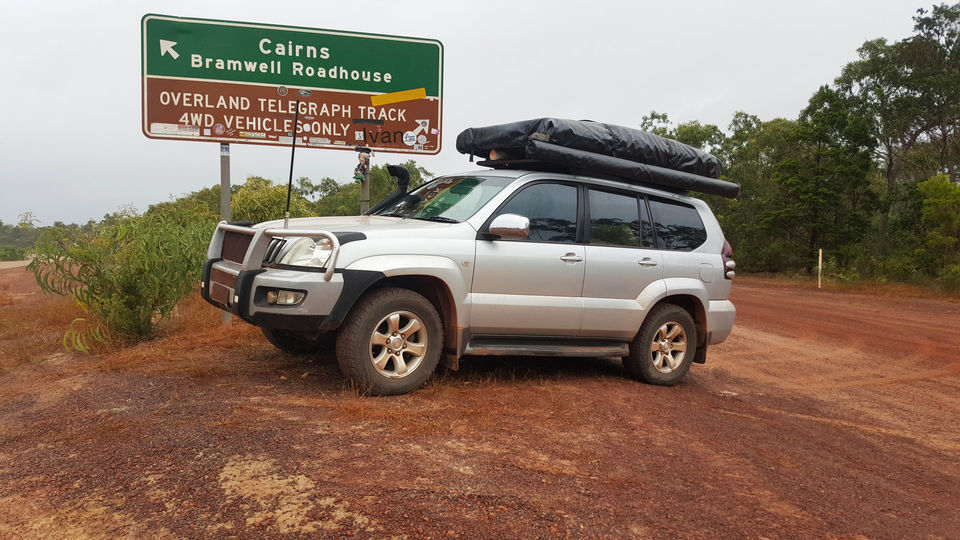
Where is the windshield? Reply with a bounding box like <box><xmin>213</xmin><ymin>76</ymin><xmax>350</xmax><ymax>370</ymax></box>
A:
<box><xmin>373</xmin><ymin>175</ymin><xmax>513</xmax><ymax>222</ymax></box>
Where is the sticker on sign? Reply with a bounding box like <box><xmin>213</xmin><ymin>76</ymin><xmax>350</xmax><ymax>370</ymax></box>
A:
<box><xmin>150</xmin><ymin>123</ymin><xmax>200</xmax><ymax>136</ymax></box>
<box><xmin>141</xmin><ymin>14</ymin><xmax>443</xmax><ymax>155</ymax></box>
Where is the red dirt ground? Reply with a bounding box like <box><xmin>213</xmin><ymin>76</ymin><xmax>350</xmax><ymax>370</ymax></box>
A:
<box><xmin>1</xmin><ymin>265</ymin><xmax>958</xmax><ymax>538</ymax></box>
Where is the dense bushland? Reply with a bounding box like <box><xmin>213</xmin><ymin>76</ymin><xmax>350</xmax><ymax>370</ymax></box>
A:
<box><xmin>648</xmin><ymin>4</ymin><xmax>960</xmax><ymax>291</ymax></box>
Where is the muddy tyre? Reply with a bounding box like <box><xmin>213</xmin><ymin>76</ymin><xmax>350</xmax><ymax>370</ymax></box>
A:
<box><xmin>262</xmin><ymin>328</ymin><xmax>334</xmax><ymax>355</ymax></box>
<box><xmin>336</xmin><ymin>288</ymin><xmax>442</xmax><ymax>395</ymax></box>
<box><xmin>624</xmin><ymin>304</ymin><xmax>697</xmax><ymax>386</ymax></box>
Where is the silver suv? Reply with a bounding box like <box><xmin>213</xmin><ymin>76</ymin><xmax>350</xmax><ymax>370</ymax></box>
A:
<box><xmin>202</xmin><ymin>167</ymin><xmax>736</xmax><ymax>395</ymax></box>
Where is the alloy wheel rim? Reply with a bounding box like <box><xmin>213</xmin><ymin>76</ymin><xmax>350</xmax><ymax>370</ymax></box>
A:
<box><xmin>368</xmin><ymin>310</ymin><xmax>427</xmax><ymax>379</ymax></box>
<box><xmin>650</xmin><ymin>321</ymin><xmax>687</xmax><ymax>374</ymax></box>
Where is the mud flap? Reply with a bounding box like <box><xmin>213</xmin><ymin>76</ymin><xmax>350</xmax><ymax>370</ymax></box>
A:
<box><xmin>441</xmin><ymin>351</ymin><xmax>460</xmax><ymax>371</ymax></box>
<box><xmin>694</xmin><ymin>332</ymin><xmax>709</xmax><ymax>364</ymax></box>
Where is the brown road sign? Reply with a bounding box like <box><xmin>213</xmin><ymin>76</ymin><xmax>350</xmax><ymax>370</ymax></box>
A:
<box><xmin>145</xmin><ymin>79</ymin><xmax>440</xmax><ymax>152</ymax></box>
<box><xmin>141</xmin><ymin>14</ymin><xmax>443</xmax><ymax>154</ymax></box>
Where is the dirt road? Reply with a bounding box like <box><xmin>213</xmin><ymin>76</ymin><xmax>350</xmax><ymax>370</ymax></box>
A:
<box><xmin>0</xmin><ymin>260</ymin><xmax>29</xmax><ymax>270</ymax></box>
<box><xmin>0</xmin><ymin>268</ymin><xmax>958</xmax><ymax>538</ymax></box>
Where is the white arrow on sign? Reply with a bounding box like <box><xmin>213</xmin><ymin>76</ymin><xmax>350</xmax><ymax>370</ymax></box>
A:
<box><xmin>411</xmin><ymin>120</ymin><xmax>429</xmax><ymax>136</ymax></box>
<box><xmin>159</xmin><ymin>40</ymin><xmax>179</xmax><ymax>60</ymax></box>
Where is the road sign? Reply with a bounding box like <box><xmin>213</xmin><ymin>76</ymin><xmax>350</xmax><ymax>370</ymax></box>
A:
<box><xmin>141</xmin><ymin>14</ymin><xmax>443</xmax><ymax>154</ymax></box>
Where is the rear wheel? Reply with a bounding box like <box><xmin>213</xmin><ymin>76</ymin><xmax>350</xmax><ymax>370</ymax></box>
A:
<box><xmin>624</xmin><ymin>304</ymin><xmax>697</xmax><ymax>386</ymax></box>
<box><xmin>261</xmin><ymin>328</ymin><xmax>334</xmax><ymax>355</ymax></box>
<box><xmin>336</xmin><ymin>288</ymin><xmax>442</xmax><ymax>395</ymax></box>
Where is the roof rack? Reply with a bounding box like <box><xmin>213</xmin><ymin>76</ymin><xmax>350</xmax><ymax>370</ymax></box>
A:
<box><xmin>476</xmin><ymin>159</ymin><xmax>570</xmax><ymax>173</ymax></box>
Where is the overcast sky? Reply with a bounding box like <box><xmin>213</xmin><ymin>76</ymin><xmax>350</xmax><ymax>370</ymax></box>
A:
<box><xmin>0</xmin><ymin>0</ymin><xmax>919</xmax><ymax>226</ymax></box>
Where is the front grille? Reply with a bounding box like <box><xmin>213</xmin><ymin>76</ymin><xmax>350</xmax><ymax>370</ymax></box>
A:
<box><xmin>263</xmin><ymin>238</ymin><xmax>287</xmax><ymax>264</ymax></box>
<box><xmin>222</xmin><ymin>231</ymin><xmax>252</xmax><ymax>264</ymax></box>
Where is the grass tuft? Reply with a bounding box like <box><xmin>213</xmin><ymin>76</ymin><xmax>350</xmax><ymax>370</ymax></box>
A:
<box><xmin>0</xmin><ymin>292</ymin><xmax>83</xmax><ymax>372</ymax></box>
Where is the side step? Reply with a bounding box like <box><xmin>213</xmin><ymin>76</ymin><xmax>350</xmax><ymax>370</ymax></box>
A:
<box><xmin>463</xmin><ymin>338</ymin><xmax>629</xmax><ymax>358</ymax></box>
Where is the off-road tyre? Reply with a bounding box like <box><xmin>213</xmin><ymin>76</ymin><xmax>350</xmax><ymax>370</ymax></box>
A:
<box><xmin>262</xmin><ymin>328</ymin><xmax>335</xmax><ymax>355</ymax></box>
<box><xmin>624</xmin><ymin>303</ymin><xmax>697</xmax><ymax>386</ymax></box>
<box><xmin>336</xmin><ymin>287</ymin><xmax>443</xmax><ymax>395</ymax></box>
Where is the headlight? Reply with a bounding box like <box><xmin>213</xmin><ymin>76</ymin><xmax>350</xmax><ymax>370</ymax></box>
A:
<box><xmin>277</xmin><ymin>237</ymin><xmax>333</xmax><ymax>268</ymax></box>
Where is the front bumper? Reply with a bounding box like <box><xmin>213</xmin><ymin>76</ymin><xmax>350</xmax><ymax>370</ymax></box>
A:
<box><xmin>201</xmin><ymin>222</ymin><xmax>383</xmax><ymax>333</ymax></box>
<box><xmin>202</xmin><ymin>259</ymin><xmax>385</xmax><ymax>332</ymax></box>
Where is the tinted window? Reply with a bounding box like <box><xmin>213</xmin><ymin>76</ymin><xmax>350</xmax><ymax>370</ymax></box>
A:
<box><xmin>495</xmin><ymin>183</ymin><xmax>578</xmax><ymax>242</ymax></box>
<box><xmin>649</xmin><ymin>198</ymin><xmax>707</xmax><ymax>250</ymax></box>
<box><xmin>589</xmin><ymin>189</ymin><xmax>648</xmax><ymax>247</ymax></box>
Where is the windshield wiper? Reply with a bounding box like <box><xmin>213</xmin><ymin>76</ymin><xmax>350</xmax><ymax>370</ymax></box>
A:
<box><xmin>411</xmin><ymin>216</ymin><xmax>460</xmax><ymax>223</ymax></box>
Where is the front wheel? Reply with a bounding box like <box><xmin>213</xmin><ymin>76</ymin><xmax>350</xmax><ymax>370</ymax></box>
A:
<box><xmin>336</xmin><ymin>288</ymin><xmax>443</xmax><ymax>395</ymax></box>
<box><xmin>624</xmin><ymin>304</ymin><xmax>697</xmax><ymax>386</ymax></box>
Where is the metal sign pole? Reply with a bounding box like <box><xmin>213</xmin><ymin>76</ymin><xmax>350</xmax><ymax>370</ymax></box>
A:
<box><xmin>361</xmin><ymin>173</ymin><xmax>370</xmax><ymax>213</ymax></box>
<box><xmin>219</xmin><ymin>143</ymin><xmax>232</xmax><ymax>326</ymax></box>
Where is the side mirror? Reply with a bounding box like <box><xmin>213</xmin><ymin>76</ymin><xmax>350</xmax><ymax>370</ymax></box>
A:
<box><xmin>488</xmin><ymin>213</ymin><xmax>530</xmax><ymax>239</ymax></box>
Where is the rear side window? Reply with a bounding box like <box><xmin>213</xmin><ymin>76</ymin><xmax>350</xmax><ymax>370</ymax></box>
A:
<box><xmin>588</xmin><ymin>189</ymin><xmax>654</xmax><ymax>248</ymax></box>
<box><xmin>648</xmin><ymin>198</ymin><xmax>707</xmax><ymax>251</ymax></box>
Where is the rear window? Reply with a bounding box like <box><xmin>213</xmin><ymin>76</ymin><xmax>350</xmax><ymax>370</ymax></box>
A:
<box><xmin>648</xmin><ymin>198</ymin><xmax>707</xmax><ymax>251</ymax></box>
<box><xmin>588</xmin><ymin>189</ymin><xmax>654</xmax><ymax>248</ymax></box>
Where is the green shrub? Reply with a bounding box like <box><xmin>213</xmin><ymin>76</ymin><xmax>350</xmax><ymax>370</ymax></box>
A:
<box><xmin>231</xmin><ymin>176</ymin><xmax>313</xmax><ymax>224</ymax></box>
<box><xmin>820</xmin><ymin>256</ymin><xmax>860</xmax><ymax>282</ymax></box>
<box><xmin>917</xmin><ymin>174</ymin><xmax>960</xmax><ymax>272</ymax></box>
<box><xmin>939</xmin><ymin>264</ymin><xmax>960</xmax><ymax>295</ymax></box>
<box><xmin>877</xmin><ymin>253</ymin><xmax>924</xmax><ymax>282</ymax></box>
<box><xmin>0</xmin><ymin>246</ymin><xmax>25</xmax><ymax>261</ymax></box>
<box><xmin>751</xmin><ymin>241</ymin><xmax>809</xmax><ymax>273</ymax></box>
<box><xmin>28</xmin><ymin>205</ymin><xmax>218</xmax><ymax>347</ymax></box>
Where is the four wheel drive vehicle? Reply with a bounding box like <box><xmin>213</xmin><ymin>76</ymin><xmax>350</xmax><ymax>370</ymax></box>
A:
<box><xmin>201</xmin><ymin>118</ymin><xmax>738</xmax><ymax>395</ymax></box>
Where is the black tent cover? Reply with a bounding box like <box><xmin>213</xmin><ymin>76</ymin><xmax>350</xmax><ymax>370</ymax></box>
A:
<box><xmin>456</xmin><ymin>118</ymin><xmax>739</xmax><ymax>199</ymax></box>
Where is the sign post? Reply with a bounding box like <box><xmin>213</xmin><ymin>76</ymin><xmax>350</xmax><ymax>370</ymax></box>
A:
<box><xmin>141</xmin><ymin>14</ymin><xmax>443</xmax><ymax>155</ymax></box>
<box><xmin>818</xmin><ymin>248</ymin><xmax>823</xmax><ymax>289</ymax></box>
<box><xmin>219</xmin><ymin>143</ymin><xmax>231</xmax><ymax>325</ymax></box>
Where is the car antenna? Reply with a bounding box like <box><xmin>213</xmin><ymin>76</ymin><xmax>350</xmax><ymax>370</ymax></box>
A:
<box><xmin>284</xmin><ymin>88</ymin><xmax>312</xmax><ymax>228</ymax></box>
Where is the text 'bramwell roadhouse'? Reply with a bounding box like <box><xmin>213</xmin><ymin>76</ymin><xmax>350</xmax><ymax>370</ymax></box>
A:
<box><xmin>189</xmin><ymin>37</ymin><xmax>394</xmax><ymax>84</ymax></box>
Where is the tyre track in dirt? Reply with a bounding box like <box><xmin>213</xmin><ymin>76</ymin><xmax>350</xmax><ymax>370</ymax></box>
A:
<box><xmin>717</xmin><ymin>279</ymin><xmax>960</xmax><ymax>463</ymax></box>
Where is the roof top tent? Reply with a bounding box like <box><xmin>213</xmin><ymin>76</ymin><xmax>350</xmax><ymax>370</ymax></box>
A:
<box><xmin>456</xmin><ymin>118</ymin><xmax>740</xmax><ymax>199</ymax></box>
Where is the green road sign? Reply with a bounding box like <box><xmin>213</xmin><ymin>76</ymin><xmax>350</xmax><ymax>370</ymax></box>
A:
<box><xmin>141</xmin><ymin>14</ymin><xmax>444</xmax><ymax>154</ymax></box>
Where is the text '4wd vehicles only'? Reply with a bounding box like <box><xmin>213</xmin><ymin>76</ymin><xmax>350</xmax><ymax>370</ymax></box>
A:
<box><xmin>202</xmin><ymin>118</ymin><xmax>738</xmax><ymax>395</ymax></box>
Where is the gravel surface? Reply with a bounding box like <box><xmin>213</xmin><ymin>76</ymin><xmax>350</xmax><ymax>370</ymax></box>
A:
<box><xmin>1</xmin><ymin>267</ymin><xmax>958</xmax><ymax>538</ymax></box>
<box><xmin>0</xmin><ymin>260</ymin><xmax>29</xmax><ymax>270</ymax></box>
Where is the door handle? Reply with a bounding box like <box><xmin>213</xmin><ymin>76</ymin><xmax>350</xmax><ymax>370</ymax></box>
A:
<box><xmin>560</xmin><ymin>253</ymin><xmax>583</xmax><ymax>263</ymax></box>
<box><xmin>638</xmin><ymin>258</ymin><xmax>658</xmax><ymax>267</ymax></box>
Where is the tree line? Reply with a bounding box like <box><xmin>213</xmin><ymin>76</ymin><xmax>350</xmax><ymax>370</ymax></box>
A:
<box><xmin>645</xmin><ymin>4</ymin><xmax>960</xmax><ymax>292</ymax></box>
